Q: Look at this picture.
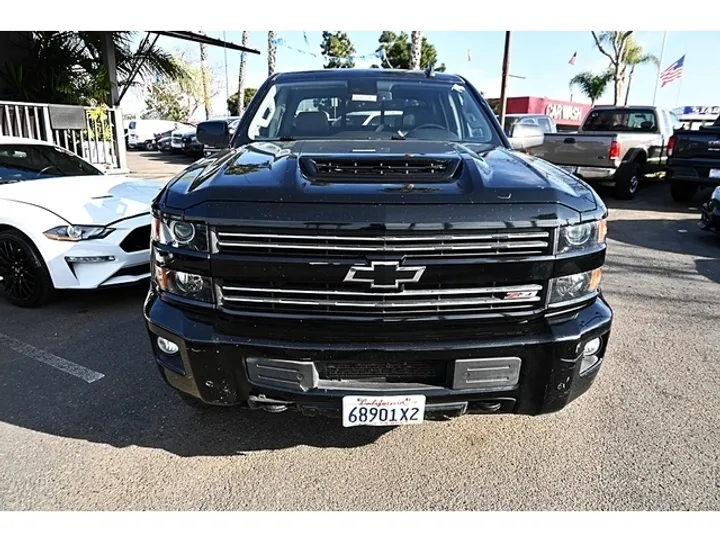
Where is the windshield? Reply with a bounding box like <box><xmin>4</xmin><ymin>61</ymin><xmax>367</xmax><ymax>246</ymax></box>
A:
<box><xmin>0</xmin><ymin>144</ymin><xmax>103</xmax><ymax>184</ymax></box>
<box><xmin>582</xmin><ymin>108</ymin><xmax>658</xmax><ymax>132</ymax></box>
<box><xmin>242</xmin><ymin>76</ymin><xmax>500</xmax><ymax>145</ymax></box>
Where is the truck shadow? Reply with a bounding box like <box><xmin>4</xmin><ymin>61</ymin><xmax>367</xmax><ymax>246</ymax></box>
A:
<box><xmin>593</xmin><ymin>180</ymin><xmax>713</xmax><ymax>214</ymax></box>
<box><xmin>0</xmin><ymin>284</ymin><xmax>398</xmax><ymax>456</ymax></box>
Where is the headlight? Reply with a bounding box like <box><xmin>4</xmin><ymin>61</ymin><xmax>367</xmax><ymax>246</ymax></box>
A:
<box><xmin>557</xmin><ymin>219</ymin><xmax>607</xmax><ymax>254</ymax></box>
<box><xmin>712</xmin><ymin>186</ymin><xmax>720</xmax><ymax>201</ymax></box>
<box><xmin>44</xmin><ymin>225</ymin><xmax>113</xmax><ymax>242</ymax></box>
<box><xmin>155</xmin><ymin>266</ymin><xmax>214</xmax><ymax>303</ymax></box>
<box><xmin>549</xmin><ymin>268</ymin><xmax>603</xmax><ymax>306</ymax></box>
<box><xmin>152</xmin><ymin>214</ymin><xmax>209</xmax><ymax>251</ymax></box>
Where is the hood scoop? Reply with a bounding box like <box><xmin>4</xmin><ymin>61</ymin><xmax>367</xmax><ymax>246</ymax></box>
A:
<box><xmin>299</xmin><ymin>154</ymin><xmax>462</xmax><ymax>183</ymax></box>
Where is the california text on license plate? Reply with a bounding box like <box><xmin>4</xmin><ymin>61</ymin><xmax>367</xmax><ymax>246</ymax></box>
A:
<box><xmin>342</xmin><ymin>395</ymin><xmax>426</xmax><ymax>427</ymax></box>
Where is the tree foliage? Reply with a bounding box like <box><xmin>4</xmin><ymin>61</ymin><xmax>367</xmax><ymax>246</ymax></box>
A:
<box><xmin>0</xmin><ymin>31</ymin><xmax>187</xmax><ymax>106</ymax></box>
<box><xmin>569</xmin><ymin>70</ymin><xmax>613</xmax><ymax>106</ymax></box>
<box><xmin>622</xmin><ymin>38</ymin><xmax>659</xmax><ymax>105</ymax></box>
<box><xmin>371</xmin><ymin>31</ymin><xmax>446</xmax><ymax>72</ymax></box>
<box><xmin>227</xmin><ymin>88</ymin><xmax>258</xmax><ymax>116</ymax></box>
<box><xmin>141</xmin><ymin>52</ymin><xmax>215</xmax><ymax>121</ymax></box>
<box><xmin>320</xmin><ymin>31</ymin><xmax>357</xmax><ymax>68</ymax></box>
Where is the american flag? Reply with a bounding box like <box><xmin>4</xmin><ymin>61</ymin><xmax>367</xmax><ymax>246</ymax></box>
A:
<box><xmin>660</xmin><ymin>55</ymin><xmax>685</xmax><ymax>87</ymax></box>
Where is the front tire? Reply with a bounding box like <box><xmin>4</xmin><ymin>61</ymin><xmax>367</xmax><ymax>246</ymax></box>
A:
<box><xmin>0</xmin><ymin>230</ymin><xmax>54</xmax><ymax>308</ymax></box>
<box><xmin>670</xmin><ymin>181</ymin><xmax>698</xmax><ymax>202</ymax></box>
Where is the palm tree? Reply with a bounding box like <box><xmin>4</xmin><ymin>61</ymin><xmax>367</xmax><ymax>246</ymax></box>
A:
<box><xmin>0</xmin><ymin>31</ymin><xmax>187</xmax><ymax>105</ymax></box>
<box><xmin>267</xmin><ymin>31</ymin><xmax>277</xmax><ymax>76</ymax></box>
<box><xmin>569</xmin><ymin>70</ymin><xmax>613</xmax><ymax>106</ymax></box>
<box><xmin>623</xmin><ymin>40</ymin><xmax>659</xmax><ymax>105</ymax></box>
<box><xmin>410</xmin><ymin>31</ymin><xmax>422</xmax><ymax>70</ymax></box>
<box><xmin>591</xmin><ymin>31</ymin><xmax>634</xmax><ymax>105</ymax></box>
<box><xmin>237</xmin><ymin>31</ymin><xmax>249</xmax><ymax>116</ymax></box>
<box><xmin>198</xmin><ymin>31</ymin><xmax>213</xmax><ymax>119</ymax></box>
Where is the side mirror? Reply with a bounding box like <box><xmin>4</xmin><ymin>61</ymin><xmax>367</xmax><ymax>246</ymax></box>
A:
<box><xmin>508</xmin><ymin>123</ymin><xmax>544</xmax><ymax>151</ymax></box>
<box><xmin>197</xmin><ymin>120</ymin><xmax>230</xmax><ymax>148</ymax></box>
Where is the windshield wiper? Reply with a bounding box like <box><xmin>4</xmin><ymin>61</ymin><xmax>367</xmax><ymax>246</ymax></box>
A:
<box><xmin>390</xmin><ymin>130</ymin><xmax>406</xmax><ymax>140</ymax></box>
<box><xmin>277</xmin><ymin>136</ymin><xmax>295</xmax><ymax>141</ymax></box>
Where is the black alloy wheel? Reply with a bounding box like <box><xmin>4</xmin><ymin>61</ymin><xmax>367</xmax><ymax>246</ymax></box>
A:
<box><xmin>0</xmin><ymin>231</ymin><xmax>54</xmax><ymax>307</ymax></box>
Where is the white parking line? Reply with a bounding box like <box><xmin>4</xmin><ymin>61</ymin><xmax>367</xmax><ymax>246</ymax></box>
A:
<box><xmin>0</xmin><ymin>334</ymin><xmax>105</xmax><ymax>383</ymax></box>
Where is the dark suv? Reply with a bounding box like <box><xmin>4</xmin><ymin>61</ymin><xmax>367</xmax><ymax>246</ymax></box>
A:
<box><xmin>144</xmin><ymin>69</ymin><xmax>612</xmax><ymax>428</ymax></box>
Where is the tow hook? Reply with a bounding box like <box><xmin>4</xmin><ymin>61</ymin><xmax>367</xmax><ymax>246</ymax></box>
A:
<box><xmin>247</xmin><ymin>395</ymin><xmax>291</xmax><ymax>413</ymax></box>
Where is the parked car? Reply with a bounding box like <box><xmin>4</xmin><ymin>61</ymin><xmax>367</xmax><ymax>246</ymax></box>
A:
<box><xmin>503</xmin><ymin>114</ymin><xmax>557</xmax><ymax>135</ymax></box>
<box><xmin>181</xmin><ymin>131</ymin><xmax>204</xmax><ymax>158</ymax></box>
<box><xmin>698</xmin><ymin>186</ymin><xmax>720</xmax><ymax>232</ymax></box>
<box><xmin>201</xmin><ymin>116</ymin><xmax>241</xmax><ymax>157</ymax></box>
<box><xmin>145</xmin><ymin>68</ymin><xmax>612</xmax><ymax>425</ymax></box>
<box><xmin>127</xmin><ymin>119</ymin><xmax>182</xmax><ymax>150</ymax></box>
<box><xmin>170</xmin><ymin>124</ymin><xmax>197</xmax><ymax>153</ymax></box>
<box><xmin>532</xmin><ymin>105</ymin><xmax>681</xmax><ymax>200</ymax></box>
<box><xmin>666</xmin><ymin>116</ymin><xmax>720</xmax><ymax>201</ymax></box>
<box><xmin>0</xmin><ymin>136</ymin><xmax>162</xmax><ymax>307</ymax></box>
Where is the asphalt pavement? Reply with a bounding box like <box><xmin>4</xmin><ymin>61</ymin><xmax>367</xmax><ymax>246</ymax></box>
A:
<box><xmin>1</xmin><ymin>167</ymin><xmax>719</xmax><ymax>510</ymax></box>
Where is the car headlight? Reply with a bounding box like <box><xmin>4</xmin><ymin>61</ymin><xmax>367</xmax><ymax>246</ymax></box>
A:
<box><xmin>712</xmin><ymin>186</ymin><xmax>720</xmax><ymax>201</ymax></box>
<box><xmin>44</xmin><ymin>225</ymin><xmax>113</xmax><ymax>242</ymax></box>
<box><xmin>557</xmin><ymin>219</ymin><xmax>607</xmax><ymax>254</ymax></box>
<box><xmin>155</xmin><ymin>265</ymin><xmax>214</xmax><ymax>304</ymax></box>
<box><xmin>549</xmin><ymin>268</ymin><xmax>603</xmax><ymax>306</ymax></box>
<box><xmin>151</xmin><ymin>214</ymin><xmax>209</xmax><ymax>251</ymax></box>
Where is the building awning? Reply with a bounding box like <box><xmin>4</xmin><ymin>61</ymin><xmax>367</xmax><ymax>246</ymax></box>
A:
<box><xmin>148</xmin><ymin>31</ymin><xmax>261</xmax><ymax>55</ymax></box>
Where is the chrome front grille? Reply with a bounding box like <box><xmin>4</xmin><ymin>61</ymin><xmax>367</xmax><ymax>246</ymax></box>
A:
<box><xmin>214</xmin><ymin>228</ymin><xmax>552</xmax><ymax>259</ymax></box>
<box><xmin>218</xmin><ymin>282</ymin><xmax>544</xmax><ymax>319</ymax></box>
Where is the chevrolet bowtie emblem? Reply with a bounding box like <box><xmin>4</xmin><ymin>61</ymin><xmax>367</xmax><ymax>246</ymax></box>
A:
<box><xmin>343</xmin><ymin>261</ymin><xmax>426</xmax><ymax>290</ymax></box>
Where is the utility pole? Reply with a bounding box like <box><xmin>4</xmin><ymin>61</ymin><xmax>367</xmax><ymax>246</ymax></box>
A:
<box><xmin>652</xmin><ymin>31</ymin><xmax>668</xmax><ymax>106</ymax></box>
<box><xmin>498</xmin><ymin>31</ymin><xmax>511</xmax><ymax>128</ymax></box>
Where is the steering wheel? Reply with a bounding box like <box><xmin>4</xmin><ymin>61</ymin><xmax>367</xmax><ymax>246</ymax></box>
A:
<box><xmin>36</xmin><ymin>166</ymin><xmax>62</xmax><ymax>177</ymax></box>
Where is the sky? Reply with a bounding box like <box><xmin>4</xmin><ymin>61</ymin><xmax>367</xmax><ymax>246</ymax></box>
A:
<box><xmin>121</xmin><ymin>31</ymin><xmax>720</xmax><ymax>120</ymax></box>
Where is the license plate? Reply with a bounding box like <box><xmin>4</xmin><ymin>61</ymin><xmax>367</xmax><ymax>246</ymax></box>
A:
<box><xmin>710</xmin><ymin>169</ymin><xmax>720</xmax><ymax>179</ymax></box>
<box><xmin>342</xmin><ymin>395</ymin><xmax>426</xmax><ymax>427</ymax></box>
<box><xmin>559</xmin><ymin>165</ymin><xmax>577</xmax><ymax>174</ymax></box>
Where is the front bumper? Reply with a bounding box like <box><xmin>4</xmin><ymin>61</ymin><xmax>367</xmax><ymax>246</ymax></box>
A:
<box><xmin>699</xmin><ymin>198</ymin><xmax>720</xmax><ymax>233</ymax></box>
<box><xmin>144</xmin><ymin>292</ymin><xmax>613</xmax><ymax>418</ymax></box>
<box><xmin>574</xmin><ymin>166</ymin><xmax>617</xmax><ymax>181</ymax></box>
<box><xmin>41</xmin><ymin>215</ymin><xmax>152</xmax><ymax>289</ymax></box>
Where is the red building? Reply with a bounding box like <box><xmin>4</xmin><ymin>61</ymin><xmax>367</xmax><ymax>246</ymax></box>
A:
<box><xmin>489</xmin><ymin>97</ymin><xmax>594</xmax><ymax>131</ymax></box>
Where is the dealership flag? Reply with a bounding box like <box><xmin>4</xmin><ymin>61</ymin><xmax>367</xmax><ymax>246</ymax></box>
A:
<box><xmin>660</xmin><ymin>54</ymin><xmax>685</xmax><ymax>87</ymax></box>
<box><xmin>568</xmin><ymin>51</ymin><xmax>577</xmax><ymax>65</ymax></box>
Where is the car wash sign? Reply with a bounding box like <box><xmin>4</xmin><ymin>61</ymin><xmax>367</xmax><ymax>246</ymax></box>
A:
<box><xmin>545</xmin><ymin>102</ymin><xmax>585</xmax><ymax>123</ymax></box>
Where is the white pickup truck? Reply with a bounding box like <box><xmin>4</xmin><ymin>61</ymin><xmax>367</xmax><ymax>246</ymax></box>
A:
<box><xmin>532</xmin><ymin>105</ymin><xmax>682</xmax><ymax>200</ymax></box>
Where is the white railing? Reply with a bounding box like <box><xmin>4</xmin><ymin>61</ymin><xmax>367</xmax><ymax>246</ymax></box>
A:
<box><xmin>0</xmin><ymin>100</ymin><xmax>128</xmax><ymax>172</ymax></box>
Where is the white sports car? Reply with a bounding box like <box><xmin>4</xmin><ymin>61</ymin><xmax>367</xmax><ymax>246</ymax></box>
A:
<box><xmin>0</xmin><ymin>136</ymin><xmax>163</xmax><ymax>307</ymax></box>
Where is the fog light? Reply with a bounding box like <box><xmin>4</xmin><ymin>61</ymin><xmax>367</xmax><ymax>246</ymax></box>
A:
<box><xmin>157</xmin><ymin>336</ymin><xmax>179</xmax><ymax>355</ymax></box>
<box><xmin>582</xmin><ymin>337</ymin><xmax>601</xmax><ymax>357</ymax></box>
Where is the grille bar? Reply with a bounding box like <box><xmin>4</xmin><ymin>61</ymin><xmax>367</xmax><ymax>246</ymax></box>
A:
<box><xmin>219</xmin><ymin>283</ymin><xmax>544</xmax><ymax>317</ymax></box>
<box><xmin>215</xmin><ymin>229</ymin><xmax>552</xmax><ymax>258</ymax></box>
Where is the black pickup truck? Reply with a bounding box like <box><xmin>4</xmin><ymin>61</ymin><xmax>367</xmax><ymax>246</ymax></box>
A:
<box><xmin>667</xmin><ymin>116</ymin><xmax>720</xmax><ymax>201</ymax></box>
<box><xmin>143</xmin><ymin>69</ymin><xmax>613</xmax><ymax>427</ymax></box>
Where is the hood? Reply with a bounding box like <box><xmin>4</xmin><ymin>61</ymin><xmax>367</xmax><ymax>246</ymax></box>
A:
<box><xmin>0</xmin><ymin>175</ymin><xmax>163</xmax><ymax>225</ymax></box>
<box><xmin>162</xmin><ymin>139</ymin><xmax>601</xmax><ymax>214</ymax></box>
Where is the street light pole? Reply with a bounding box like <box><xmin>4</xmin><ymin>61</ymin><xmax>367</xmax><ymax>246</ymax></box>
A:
<box><xmin>498</xmin><ymin>31</ymin><xmax>511</xmax><ymax>128</ymax></box>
